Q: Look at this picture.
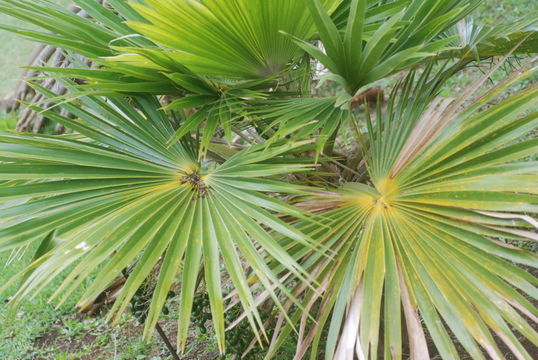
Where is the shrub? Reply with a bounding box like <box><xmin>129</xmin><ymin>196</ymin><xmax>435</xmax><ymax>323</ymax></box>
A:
<box><xmin>0</xmin><ymin>0</ymin><xmax>537</xmax><ymax>358</ymax></box>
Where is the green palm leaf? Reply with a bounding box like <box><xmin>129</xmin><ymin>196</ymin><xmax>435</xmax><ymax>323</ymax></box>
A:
<box><xmin>292</xmin><ymin>0</ymin><xmax>479</xmax><ymax>95</ymax></box>
<box><xmin>125</xmin><ymin>0</ymin><xmax>342</xmax><ymax>80</ymax></box>
<box><xmin>250</xmin><ymin>96</ymin><xmax>351</xmax><ymax>159</ymax></box>
<box><xmin>0</xmin><ymin>91</ymin><xmax>318</xmax><ymax>354</ymax></box>
<box><xmin>267</xmin><ymin>68</ymin><xmax>538</xmax><ymax>359</ymax></box>
<box><xmin>439</xmin><ymin>16</ymin><xmax>538</xmax><ymax>61</ymax></box>
<box><xmin>1</xmin><ymin>1</ymin><xmax>538</xmax><ymax>359</ymax></box>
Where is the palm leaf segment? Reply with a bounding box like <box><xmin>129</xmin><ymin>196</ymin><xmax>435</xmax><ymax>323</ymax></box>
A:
<box><xmin>271</xmin><ymin>71</ymin><xmax>538</xmax><ymax>359</ymax></box>
<box><xmin>0</xmin><ymin>91</ymin><xmax>317</xmax><ymax>354</ymax></box>
<box><xmin>247</xmin><ymin>0</ymin><xmax>483</xmax><ymax>160</ymax></box>
<box><xmin>440</xmin><ymin>16</ymin><xmax>538</xmax><ymax>61</ymax></box>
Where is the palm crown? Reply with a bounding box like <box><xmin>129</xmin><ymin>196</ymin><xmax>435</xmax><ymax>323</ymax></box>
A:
<box><xmin>0</xmin><ymin>0</ymin><xmax>537</xmax><ymax>359</ymax></box>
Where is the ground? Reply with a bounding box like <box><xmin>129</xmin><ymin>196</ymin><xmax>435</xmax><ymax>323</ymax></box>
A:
<box><xmin>0</xmin><ymin>1</ymin><xmax>537</xmax><ymax>359</ymax></box>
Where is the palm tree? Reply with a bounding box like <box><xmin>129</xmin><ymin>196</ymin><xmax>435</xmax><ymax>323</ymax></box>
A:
<box><xmin>0</xmin><ymin>0</ymin><xmax>537</xmax><ymax>359</ymax></box>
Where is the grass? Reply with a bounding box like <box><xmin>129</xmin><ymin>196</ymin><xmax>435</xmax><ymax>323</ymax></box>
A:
<box><xmin>0</xmin><ymin>249</ymin><xmax>176</xmax><ymax>360</ymax></box>
<box><xmin>0</xmin><ymin>0</ymin><xmax>536</xmax><ymax>359</ymax></box>
<box><xmin>474</xmin><ymin>0</ymin><xmax>535</xmax><ymax>24</ymax></box>
<box><xmin>0</xmin><ymin>110</ymin><xmax>17</xmax><ymax>130</ymax></box>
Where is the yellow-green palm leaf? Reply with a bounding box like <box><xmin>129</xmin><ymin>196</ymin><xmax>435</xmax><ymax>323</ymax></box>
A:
<box><xmin>125</xmin><ymin>0</ymin><xmax>342</xmax><ymax>80</ymax></box>
<box><xmin>0</xmin><ymin>91</ymin><xmax>316</xmax><ymax>354</ymax></box>
<box><xmin>268</xmin><ymin>69</ymin><xmax>538</xmax><ymax>360</ymax></box>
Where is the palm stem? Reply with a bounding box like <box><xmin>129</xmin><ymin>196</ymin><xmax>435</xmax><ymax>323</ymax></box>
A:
<box><xmin>156</xmin><ymin>322</ymin><xmax>181</xmax><ymax>360</ymax></box>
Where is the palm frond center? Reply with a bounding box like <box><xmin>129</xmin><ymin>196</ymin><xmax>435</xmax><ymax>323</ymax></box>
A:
<box><xmin>179</xmin><ymin>171</ymin><xmax>210</xmax><ymax>198</ymax></box>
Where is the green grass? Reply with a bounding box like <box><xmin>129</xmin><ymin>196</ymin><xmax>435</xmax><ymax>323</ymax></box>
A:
<box><xmin>0</xmin><ymin>111</ymin><xmax>17</xmax><ymax>130</ymax></box>
<box><xmin>0</xmin><ymin>248</ymin><xmax>291</xmax><ymax>360</ymax></box>
<box><xmin>475</xmin><ymin>0</ymin><xmax>536</xmax><ymax>24</ymax></box>
<box><xmin>0</xmin><ymin>249</ymin><xmax>175</xmax><ymax>360</ymax></box>
<box><xmin>0</xmin><ymin>250</ymin><xmax>76</xmax><ymax>359</ymax></box>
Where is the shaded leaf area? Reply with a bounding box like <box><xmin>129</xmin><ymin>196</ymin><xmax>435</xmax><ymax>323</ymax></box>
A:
<box><xmin>250</xmin><ymin>97</ymin><xmax>350</xmax><ymax>159</ymax></box>
<box><xmin>474</xmin><ymin>31</ymin><xmax>538</xmax><ymax>58</ymax></box>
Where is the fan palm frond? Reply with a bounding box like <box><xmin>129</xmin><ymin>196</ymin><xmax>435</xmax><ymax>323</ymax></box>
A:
<box><xmin>267</xmin><ymin>66</ymin><xmax>538</xmax><ymax>360</ymax></box>
<box><xmin>0</xmin><ymin>90</ymin><xmax>318</xmax><ymax>354</ymax></box>
<box><xmin>125</xmin><ymin>0</ymin><xmax>342</xmax><ymax>80</ymax></box>
<box><xmin>291</xmin><ymin>0</ymin><xmax>479</xmax><ymax>95</ymax></box>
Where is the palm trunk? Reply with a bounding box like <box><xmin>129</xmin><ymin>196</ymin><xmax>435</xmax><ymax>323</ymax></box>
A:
<box><xmin>10</xmin><ymin>2</ymin><xmax>101</xmax><ymax>133</ymax></box>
